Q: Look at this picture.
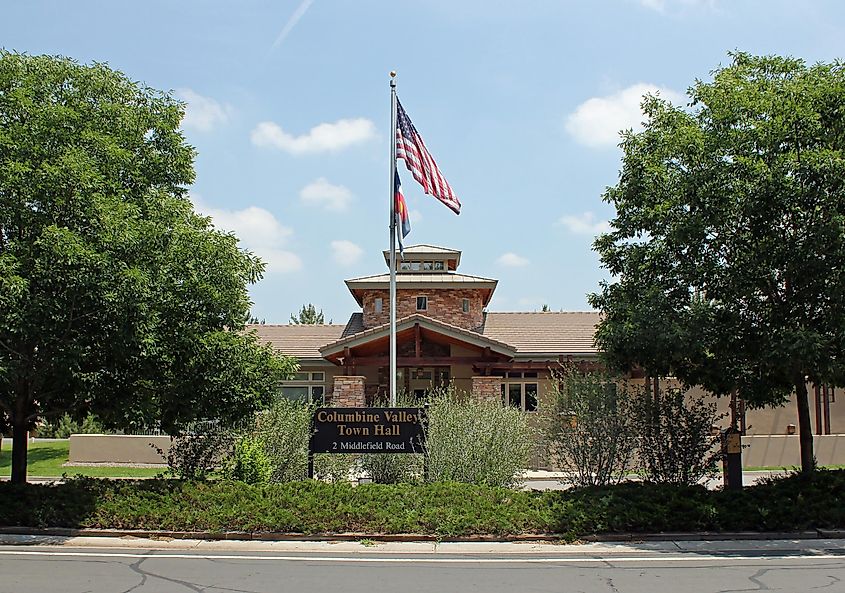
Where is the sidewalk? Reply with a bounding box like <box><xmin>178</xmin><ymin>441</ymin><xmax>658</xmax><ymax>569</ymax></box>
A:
<box><xmin>1</xmin><ymin>533</ymin><xmax>844</xmax><ymax>554</ymax></box>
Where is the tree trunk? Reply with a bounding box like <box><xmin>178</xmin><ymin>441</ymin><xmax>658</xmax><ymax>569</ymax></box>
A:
<box><xmin>794</xmin><ymin>377</ymin><xmax>815</xmax><ymax>475</ymax></box>
<box><xmin>11</xmin><ymin>413</ymin><xmax>28</xmax><ymax>484</ymax></box>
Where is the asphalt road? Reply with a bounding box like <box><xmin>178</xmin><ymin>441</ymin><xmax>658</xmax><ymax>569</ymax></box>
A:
<box><xmin>1</xmin><ymin>537</ymin><xmax>844</xmax><ymax>592</ymax></box>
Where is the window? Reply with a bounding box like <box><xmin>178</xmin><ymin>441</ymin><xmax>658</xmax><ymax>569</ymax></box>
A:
<box><xmin>500</xmin><ymin>372</ymin><xmax>539</xmax><ymax>412</ymax></box>
<box><xmin>410</xmin><ymin>262</ymin><xmax>421</xmax><ymax>271</ymax></box>
<box><xmin>416</xmin><ymin>296</ymin><xmax>428</xmax><ymax>311</ymax></box>
<box><xmin>374</xmin><ymin>298</ymin><xmax>383</xmax><ymax>313</ymax></box>
<box><xmin>279</xmin><ymin>371</ymin><xmax>326</xmax><ymax>405</ymax></box>
<box><xmin>433</xmin><ymin>261</ymin><xmax>445</xmax><ymax>271</ymax></box>
<box><xmin>400</xmin><ymin>262</ymin><xmax>412</xmax><ymax>271</ymax></box>
<box><xmin>462</xmin><ymin>298</ymin><xmax>470</xmax><ymax>313</ymax></box>
<box><xmin>422</xmin><ymin>261</ymin><xmax>433</xmax><ymax>271</ymax></box>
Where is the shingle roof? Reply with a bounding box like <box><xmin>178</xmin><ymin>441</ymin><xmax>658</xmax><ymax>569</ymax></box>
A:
<box><xmin>345</xmin><ymin>272</ymin><xmax>496</xmax><ymax>285</ymax></box>
<box><xmin>345</xmin><ymin>273</ymin><xmax>498</xmax><ymax>307</ymax></box>
<box><xmin>248</xmin><ymin>311</ymin><xmax>602</xmax><ymax>361</ymax></box>
<box><xmin>245</xmin><ymin>324</ymin><xmax>346</xmax><ymax>360</ymax></box>
<box><xmin>480</xmin><ymin>312</ymin><xmax>601</xmax><ymax>356</ymax></box>
<box><xmin>319</xmin><ymin>313</ymin><xmax>515</xmax><ymax>357</ymax></box>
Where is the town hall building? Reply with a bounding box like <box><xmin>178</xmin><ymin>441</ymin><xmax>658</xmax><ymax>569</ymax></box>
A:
<box><xmin>248</xmin><ymin>245</ymin><xmax>599</xmax><ymax>410</ymax></box>
<box><xmin>248</xmin><ymin>244</ymin><xmax>843</xmax><ymax>458</ymax></box>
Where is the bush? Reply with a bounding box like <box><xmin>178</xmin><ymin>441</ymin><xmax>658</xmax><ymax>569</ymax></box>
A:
<box><xmin>253</xmin><ymin>398</ymin><xmax>313</xmax><ymax>483</ymax></box>
<box><xmin>313</xmin><ymin>454</ymin><xmax>358</xmax><ymax>483</ymax></box>
<box><xmin>632</xmin><ymin>387</ymin><xmax>722</xmax><ymax>485</ymax></box>
<box><xmin>360</xmin><ymin>392</ymin><xmax>422</xmax><ymax>484</ymax></box>
<box><xmin>542</xmin><ymin>369</ymin><xmax>636</xmax><ymax>488</ymax></box>
<box><xmin>361</xmin><ymin>453</ymin><xmax>421</xmax><ymax>484</ymax></box>
<box><xmin>424</xmin><ymin>390</ymin><xmax>532</xmax><ymax>488</ymax></box>
<box><xmin>226</xmin><ymin>436</ymin><xmax>272</xmax><ymax>485</ymax></box>
<box><xmin>156</xmin><ymin>420</ymin><xmax>234</xmax><ymax>480</ymax></box>
<box><xmin>2</xmin><ymin>470</ymin><xmax>843</xmax><ymax>538</ymax></box>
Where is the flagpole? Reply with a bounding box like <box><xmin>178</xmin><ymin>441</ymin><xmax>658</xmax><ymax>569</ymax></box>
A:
<box><xmin>389</xmin><ymin>71</ymin><xmax>398</xmax><ymax>407</ymax></box>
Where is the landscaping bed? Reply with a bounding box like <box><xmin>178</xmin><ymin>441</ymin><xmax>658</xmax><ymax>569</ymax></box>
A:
<box><xmin>1</xmin><ymin>471</ymin><xmax>843</xmax><ymax>540</ymax></box>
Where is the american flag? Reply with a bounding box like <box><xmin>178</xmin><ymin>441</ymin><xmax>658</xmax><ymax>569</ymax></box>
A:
<box><xmin>395</xmin><ymin>99</ymin><xmax>461</xmax><ymax>215</ymax></box>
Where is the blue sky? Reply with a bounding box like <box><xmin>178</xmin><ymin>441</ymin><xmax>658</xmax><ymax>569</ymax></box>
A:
<box><xmin>4</xmin><ymin>1</ymin><xmax>844</xmax><ymax>323</ymax></box>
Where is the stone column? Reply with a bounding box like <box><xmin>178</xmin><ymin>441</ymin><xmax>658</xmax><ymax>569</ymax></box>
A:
<box><xmin>331</xmin><ymin>376</ymin><xmax>366</xmax><ymax>407</ymax></box>
<box><xmin>471</xmin><ymin>376</ymin><xmax>502</xmax><ymax>404</ymax></box>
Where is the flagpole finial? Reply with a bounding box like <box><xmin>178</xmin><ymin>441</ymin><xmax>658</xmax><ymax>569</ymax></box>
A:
<box><xmin>390</xmin><ymin>70</ymin><xmax>397</xmax><ymax>78</ymax></box>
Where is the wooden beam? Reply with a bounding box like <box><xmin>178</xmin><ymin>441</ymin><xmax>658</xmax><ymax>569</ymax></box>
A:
<box><xmin>348</xmin><ymin>356</ymin><xmax>499</xmax><ymax>367</ymax></box>
<box><xmin>414</xmin><ymin>323</ymin><xmax>421</xmax><ymax>358</ymax></box>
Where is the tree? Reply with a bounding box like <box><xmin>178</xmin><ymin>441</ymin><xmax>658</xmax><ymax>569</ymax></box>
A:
<box><xmin>290</xmin><ymin>303</ymin><xmax>325</xmax><ymax>324</ymax></box>
<box><xmin>0</xmin><ymin>52</ymin><xmax>296</xmax><ymax>483</ymax></box>
<box><xmin>590</xmin><ymin>52</ymin><xmax>845</xmax><ymax>474</ymax></box>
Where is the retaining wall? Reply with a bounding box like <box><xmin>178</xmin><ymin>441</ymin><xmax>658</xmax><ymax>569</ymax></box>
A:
<box><xmin>68</xmin><ymin>434</ymin><xmax>171</xmax><ymax>465</ymax></box>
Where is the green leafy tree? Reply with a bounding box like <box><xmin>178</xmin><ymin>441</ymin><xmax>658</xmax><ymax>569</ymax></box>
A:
<box><xmin>590</xmin><ymin>52</ymin><xmax>845</xmax><ymax>474</ymax></box>
<box><xmin>290</xmin><ymin>303</ymin><xmax>325</xmax><ymax>324</ymax></box>
<box><xmin>0</xmin><ymin>52</ymin><xmax>296</xmax><ymax>483</ymax></box>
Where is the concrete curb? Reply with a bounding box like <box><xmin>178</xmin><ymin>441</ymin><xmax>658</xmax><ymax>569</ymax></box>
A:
<box><xmin>1</xmin><ymin>526</ymin><xmax>842</xmax><ymax>544</ymax></box>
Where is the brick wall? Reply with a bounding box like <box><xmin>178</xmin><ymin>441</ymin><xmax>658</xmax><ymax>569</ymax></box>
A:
<box><xmin>330</xmin><ymin>376</ymin><xmax>366</xmax><ymax>407</ymax></box>
<box><xmin>360</xmin><ymin>288</ymin><xmax>485</xmax><ymax>330</ymax></box>
<box><xmin>471</xmin><ymin>376</ymin><xmax>502</xmax><ymax>403</ymax></box>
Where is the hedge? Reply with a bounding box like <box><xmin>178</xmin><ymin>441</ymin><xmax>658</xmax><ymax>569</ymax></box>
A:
<box><xmin>1</xmin><ymin>470</ymin><xmax>842</xmax><ymax>539</ymax></box>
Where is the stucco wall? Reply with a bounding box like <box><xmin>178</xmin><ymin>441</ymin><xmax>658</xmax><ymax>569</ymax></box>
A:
<box><xmin>69</xmin><ymin>434</ymin><xmax>170</xmax><ymax>465</ymax></box>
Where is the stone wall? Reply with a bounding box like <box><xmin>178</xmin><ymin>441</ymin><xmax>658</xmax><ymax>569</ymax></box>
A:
<box><xmin>360</xmin><ymin>288</ymin><xmax>485</xmax><ymax>330</ymax></box>
<box><xmin>471</xmin><ymin>376</ymin><xmax>502</xmax><ymax>403</ymax></box>
<box><xmin>330</xmin><ymin>375</ymin><xmax>366</xmax><ymax>407</ymax></box>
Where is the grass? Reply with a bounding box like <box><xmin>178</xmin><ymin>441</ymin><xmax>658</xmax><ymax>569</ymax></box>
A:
<box><xmin>0</xmin><ymin>440</ymin><xmax>164</xmax><ymax>479</ymax></box>
<box><xmin>0</xmin><ymin>470</ymin><xmax>842</xmax><ymax>538</ymax></box>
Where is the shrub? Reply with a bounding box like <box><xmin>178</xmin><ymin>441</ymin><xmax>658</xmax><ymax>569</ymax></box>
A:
<box><xmin>313</xmin><ymin>454</ymin><xmax>358</xmax><ymax>483</ymax></box>
<box><xmin>253</xmin><ymin>398</ymin><xmax>313</xmax><ymax>483</ymax></box>
<box><xmin>360</xmin><ymin>392</ymin><xmax>423</xmax><ymax>484</ymax></box>
<box><xmin>424</xmin><ymin>390</ymin><xmax>532</xmax><ymax>488</ymax></box>
<box><xmin>361</xmin><ymin>452</ymin><xmax>422</xmax><ymax>484</ymax></box>
<box><xmin>542</xmin><ymin>369</ymin><xmax>636</xmax><ymax>487</ymax></box>
<box><xmin>156</xmin><ymin>420</ymin><xmax>234</xmax><ymax>480</ymax></box>
<box><xmin>226</xmin><ymin>436</ymin><xmax>272</xmax><ymax>485</ymax></box>
<box><xmin>632</xmin><ymin>387</ymin><xmax>722</xmax><ymax>485</ymax></box>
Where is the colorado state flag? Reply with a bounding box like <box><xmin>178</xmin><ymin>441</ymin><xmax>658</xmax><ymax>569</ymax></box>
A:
<box><xmin>394</xmin><ymin>171</ymin><xmax>411</xmax><ymax>254</ymax></box>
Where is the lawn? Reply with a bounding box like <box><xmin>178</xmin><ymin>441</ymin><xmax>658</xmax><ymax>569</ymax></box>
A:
<box><xmin>0</xmin><ymin>439</ymin><xmax>164</xmax><ymax>479</ymax></box>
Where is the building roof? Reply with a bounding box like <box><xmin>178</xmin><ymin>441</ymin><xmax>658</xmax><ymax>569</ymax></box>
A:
<box><xmin>245</xmin><ymin>324</ymin><xmax>346</xmax><ymax>362</ymax></box>
<box><xmin>248</xmin><ymin>311</ymin><xmax>601</xmax><ymax>362</ymax></box>
<box><xmin>480</xmin><ymin>312</ymin><xmax>601</xmax><ymax>357</ymax></box>
<box><xmin>319</xmin><ymin>313</ymin><xmax>516</xmax><ymax>358</ymax></box>
<box><xmin>382</xmin><ymin>244</ymin><xmax>462</xmax><ymax>268</ymax></box>
<box><xmin>345</xmin><ymin>273</ymin><xmax>498</xmax><ymax>305</ymax></box>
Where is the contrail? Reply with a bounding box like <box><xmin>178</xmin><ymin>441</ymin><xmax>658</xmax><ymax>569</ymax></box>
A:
<box><xmin>271</xmin><ymin>0</ymin><xmax>314</xmax><ymax>49</ymax></box>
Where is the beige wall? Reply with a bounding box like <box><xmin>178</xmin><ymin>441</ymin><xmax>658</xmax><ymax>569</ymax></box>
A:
<box><xmin>633</xmin><ymin>380</ymin><xmax>844</xmax><ymax>436</ymax></box>
<box><xmin>742</xmin><ymin>435</ymin><xmax>845</xmax><ymax>468</ymax></box>
<box><xmin>69</xmin><ymin>434</ymin><xmax>171</xmax><ymax>465</ymax></box>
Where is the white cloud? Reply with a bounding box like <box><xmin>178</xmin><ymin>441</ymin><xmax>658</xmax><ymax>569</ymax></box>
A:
<box><xmin>565</xmin><ymin>83</ymin><xmax>684</xmax><ymax>148</ymax></box>
<box><xmin>558</xmin><ymin>211</ymin><xmax>612</xmax><ymax>235</ymax></box>
<box><xmin>191</xmin><ymin>195</ymin><xmax>302</xmax><ymax>274</ymax></box>
<box><xmin>331</xmin><ymin>240</ymin><xmax>364</xmax><ymax>266</ymax></box>
<box><xmin>250</xmin><ymin>118</ymin><xmax>376</xmax><ymax>154</ymax></box>
<box><xmin>300</xmin><ymin>178</ymin><xmax>353</xmax><ymax>212</ymax></box>
<box><xmin>271</xmin><ymin>0</ymin><xmax>314</xmax><ymax>49</ymax></box>
<box><xmin>496</xmin><ymin>252</ymin><xmax>530</xmax><ymax>267</ymax></box>
<box><xmin>176</xmin><ymin>89</ymin><xmax>232</xmax><ymax>133</ymax></box>
<box><xmin>409</xmin><ymin>209</ymin><xmax>423</xmax><ymax>224</ymax></box>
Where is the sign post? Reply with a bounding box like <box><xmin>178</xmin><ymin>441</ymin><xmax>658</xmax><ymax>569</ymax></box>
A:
<box><xmin>307</xmin><ymin>407</ymin><xmax>426</xmax><ymax>478</ymax></box>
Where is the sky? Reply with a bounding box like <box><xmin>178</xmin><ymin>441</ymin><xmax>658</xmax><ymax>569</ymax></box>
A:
<box><xmin>3</xmin><ymin>1</ymin><xmax>844</xmax><ymax>323</ymax></box>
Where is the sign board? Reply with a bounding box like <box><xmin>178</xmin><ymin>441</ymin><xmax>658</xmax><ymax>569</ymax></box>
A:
<box><xmin>310</xmin><ymin>407</ymin><xmax>426</xmax><ymax>454</ymax></box>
